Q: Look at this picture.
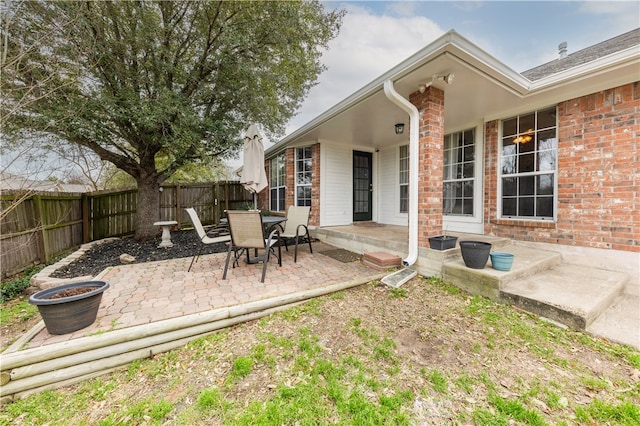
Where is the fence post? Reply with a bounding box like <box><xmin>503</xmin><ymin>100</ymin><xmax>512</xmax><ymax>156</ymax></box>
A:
<box><xmin>213</xmin><ymin>182</ymin><xmax>220</xmax><ymax>223</ymax></box>
<box><xmin>224</xmin><ymin>181</ymin><xmax>230</xmax><ymax>212</ymax></box>
<box><xmin>32</xmin><ymin>195</ymin><xmax>48</xmax><ymax>263</ymax></box>
<box><xmin>82</xmin><ymin>194</ymin><xmax>90</xmax><ymax>243</ymax></box>
<box><xmin>176</xmin><ymin>184</ymin><xmax>182</xmax><ymax>228</ymax></box>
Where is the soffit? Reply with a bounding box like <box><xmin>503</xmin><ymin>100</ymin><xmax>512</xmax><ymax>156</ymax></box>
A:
<box><xmin>267</xmin><ymin>31</ymin><xmax>639</xmax><ymax>154</ymax></box>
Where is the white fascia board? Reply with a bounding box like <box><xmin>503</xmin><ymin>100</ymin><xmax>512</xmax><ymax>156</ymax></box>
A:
<box><xmin>265</xmin><ymin>30</ymin><xmax>528</xmax><ymax>156</ymax></box>
<box><xmin>442</xmin><ymin>34</ymin><xmax>531</xmax><ymax>92</ymax></box>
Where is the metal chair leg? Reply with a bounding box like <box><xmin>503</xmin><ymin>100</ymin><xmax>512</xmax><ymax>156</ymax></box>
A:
<box><xmin>261</xmin><ymin>247</ymin><xmax>270</xmax><ymax>283</ymax></box>
<box><xmin>188</xmin><ymin>244</ymin><xmax>204</xmax><ymax>272</ymax></box>
<box><xmin>223</xmin><ymin>243</ymin><xmax>234</xmax><ymax>279</ymax></box>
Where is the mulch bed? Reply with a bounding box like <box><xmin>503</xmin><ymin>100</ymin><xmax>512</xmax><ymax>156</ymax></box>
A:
<box><xmin>50</xmin><ymin>230</ymin><xmax>228</xmax><ymax>279</ymax></box>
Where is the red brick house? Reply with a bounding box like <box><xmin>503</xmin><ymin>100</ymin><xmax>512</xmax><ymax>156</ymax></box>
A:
<box><xmin>259</xmin><ymin>29</ymin><xmax>639</xmax><ymax>276</ymax></box>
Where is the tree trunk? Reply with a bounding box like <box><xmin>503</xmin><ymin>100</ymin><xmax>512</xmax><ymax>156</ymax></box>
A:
<box><xmin>135</xmin><ymin>176</ymin><xmax>161</xmax><ymax>241</ymax></box>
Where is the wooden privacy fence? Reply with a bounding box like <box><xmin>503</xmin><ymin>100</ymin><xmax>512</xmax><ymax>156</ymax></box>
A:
<box><xmin>1</xmin><ymin>181</ymin><xmax>253</xmax><ymax>278</ymax></box>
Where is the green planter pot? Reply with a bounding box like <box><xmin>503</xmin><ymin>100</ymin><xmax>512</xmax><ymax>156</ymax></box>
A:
<box><xmin>29</xmin><ymin>281</ymin><xmax>109</xmax><ymax>335</ymax></box>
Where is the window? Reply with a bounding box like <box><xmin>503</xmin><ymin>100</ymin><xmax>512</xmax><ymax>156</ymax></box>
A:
<box><xmin>269</xmin><ymin>153</ymin><xmax>285</xmax><ymax>212</ymax></box>
<box><xmin>399</xmin><ymin>145</ymin><xmax>409</xmax><ymax>213</ymax></box>
<box><xmin>443</xmin><ymin>129</ymin><xmax>475</xmax><ymax>216</ymax></box>
<box><xmin>500</xmin><ymin>108</ymin><xmax>557</xmax><ymax>219</ymax></box>
<box><xmin>295</xmin><ymin>147</ymin><xmax>312</xmax><ymax>207</ymax></box>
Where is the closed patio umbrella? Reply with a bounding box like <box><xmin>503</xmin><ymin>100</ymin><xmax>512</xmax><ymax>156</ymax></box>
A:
<box><xmin>240</xmin><ymin>124</ymin><xmax>268</xmax><ymax>209</ymax></box>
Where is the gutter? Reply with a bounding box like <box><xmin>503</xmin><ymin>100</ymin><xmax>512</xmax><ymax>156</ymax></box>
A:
<box><xmin>383</xmin><ymin>80</ymin><xmax>419</xmax><ymax>267</ymax></box>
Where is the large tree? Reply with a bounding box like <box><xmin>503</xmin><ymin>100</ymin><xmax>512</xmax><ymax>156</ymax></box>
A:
<box><xmin>2</xmin><ymin>1</ymin><xmax>343</xmax><ymax>239</ymax></box>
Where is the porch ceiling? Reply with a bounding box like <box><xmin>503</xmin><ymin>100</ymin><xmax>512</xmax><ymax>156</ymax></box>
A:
<box><xmin>271</xmin><ymin>30</ymin><xmax>639</xmax><ymax>153</ymax></box>
<box><xmin>288</xmin><ymin>53</ymin><xmax>517</xmax><ymax>149</ymax></box>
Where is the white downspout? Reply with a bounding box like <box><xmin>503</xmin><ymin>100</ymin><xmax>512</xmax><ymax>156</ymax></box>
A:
<box><xmin>383</xmin><ymin>80</ymin><xmax>419</xmax><ymax>266</ymax></box>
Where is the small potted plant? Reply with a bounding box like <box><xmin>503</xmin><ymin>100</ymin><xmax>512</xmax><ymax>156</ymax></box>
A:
<box><xmin>428</xmin><ymin>228</ymin><xmax>458</xmax><ymax>250</ymax></box>
<box><xmin>29</xmin><ymin>281</ymin><xmax>109</xmax><ymax>335</ymax></box>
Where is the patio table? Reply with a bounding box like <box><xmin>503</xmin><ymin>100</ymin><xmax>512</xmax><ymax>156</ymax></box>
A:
<box><xmin>221</xmin><ymin>215</ymin><xmax>287</xmax><ymax>236</ymax></box>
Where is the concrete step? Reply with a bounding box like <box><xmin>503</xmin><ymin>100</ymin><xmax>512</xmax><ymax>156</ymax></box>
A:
<box><xmin>501</xmin><ymin>264</ymin><xmax>628</xmax><ymax>330</ymax></box>
<box><xmin>588</xmin><ymin>293</ymin><xmax>640</xmax><ymax>348</ymax></box>
<box><xmin>438</xmin><ymin>235</ymin><xmax>512</xmax><ymax>262</ymax></box>
<box><xmin>442</xmin><ymin>244</ymin><xmax>562</xmax><ymax>300</ymax></box>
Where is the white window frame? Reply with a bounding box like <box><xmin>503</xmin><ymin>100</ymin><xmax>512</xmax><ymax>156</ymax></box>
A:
<box><xmin>443</xmin><ymin>128</ymin><xmax>476</xmax><ymax>217</ymax></box>
<box><xmin>442</xmin><ymin>123</ymin><xmax>484</xmax><ymax>234</ymax></box>
<box><xmin>498</xmin><ymin>107</ymin><xmax>558</xmax><ymax>221</ymax></box>
<box><xmin>399</xmin><ymin>144</ymin><xmax>409</xmax><ymax>214</ymax></box>
<box><xmin>295</xmin><ymin>147</ymin><xmax>312</xmax><ymax>207</ymax></box>
<box><xmin>269</xmin><ymin>153</ymin><xmax>285</xmax><ymax>212</ymax></box>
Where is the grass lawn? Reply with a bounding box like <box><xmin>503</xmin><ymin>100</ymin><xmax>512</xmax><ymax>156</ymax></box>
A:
<box><xmin>1</xmin><ymin>276</ymin><xmax>639</xmax><ymax>425</ymax></box>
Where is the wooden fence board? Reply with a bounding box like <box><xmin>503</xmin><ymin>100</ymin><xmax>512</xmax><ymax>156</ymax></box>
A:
<box><xmin>1</xmin><ymin>182</ymin><xmax>251</xmax><ymax>278</ymax></box>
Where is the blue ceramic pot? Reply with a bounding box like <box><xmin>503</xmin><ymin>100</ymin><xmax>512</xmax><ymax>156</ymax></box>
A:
<box><xmin>490</xmin><ymin>252</ymin><xmax>514</xmax><ymax>271</ymax></box>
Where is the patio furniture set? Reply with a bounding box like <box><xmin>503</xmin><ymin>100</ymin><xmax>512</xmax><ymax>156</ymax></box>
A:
<box><xmin>185</xmin><ymin>206</ymin><xmax>313</xmax><ymax>283</ymax></box>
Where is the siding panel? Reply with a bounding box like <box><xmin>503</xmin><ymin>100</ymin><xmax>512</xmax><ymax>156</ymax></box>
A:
<box><xmin>321</xmin><ymin>144</ymin><xmax>352</xmax><ymax>226</ymax></box>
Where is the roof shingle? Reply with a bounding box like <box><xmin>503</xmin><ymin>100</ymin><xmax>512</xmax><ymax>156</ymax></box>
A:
<box><xmin>522</xmin><ymin>28</ymin><xmax>640</xmax><ymax>81</ymax></box>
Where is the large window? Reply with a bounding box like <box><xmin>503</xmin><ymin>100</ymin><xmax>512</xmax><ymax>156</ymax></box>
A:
<box><xmin>296</xmin><ymin>147</ymin><xmax>312</xmax><ymax>207</ymax></box>
<box><xmin>269</xmin><ymin>153</ymin><xmax>285</xmax><ymax>212</ymax></box>
<box><xmin>443</xmin><ymin>129</ymin><xmax>475</xmax><ymax>216</ymax></box>
<box><xmin>500</xmin><ymin>107</ymin><xmax>557</xmax><ymax>219</ymax></box>
<box><xmin>399</xmin><ymin>145</ymin><xmax>409</xmax><ymax>213</ymax></box>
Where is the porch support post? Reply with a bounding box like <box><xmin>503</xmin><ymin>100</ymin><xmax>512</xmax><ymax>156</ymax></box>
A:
<box><xmin>410</xmin><ymin>86</ymin><xmax>445</xmax><ymax>249</ymax></box>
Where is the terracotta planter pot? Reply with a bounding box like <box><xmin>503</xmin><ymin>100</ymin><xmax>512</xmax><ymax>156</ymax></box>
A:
<box><xmin>459</xmin><ymin>241</ymin><xmax>492</xmax><ymax>269</ymax></box>
<box><xmin>29</xmin><ymin>281</ymin><xmax>109</xmax><ymax>335</ymax></box>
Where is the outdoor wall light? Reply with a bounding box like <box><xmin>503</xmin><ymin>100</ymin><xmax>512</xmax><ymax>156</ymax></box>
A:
<box><xmin>395</xmin><ymin>123</ymin><xmax>405</xmax><ymax>134</ymax></box>
<box><xmin>418</xmin><ymin>73</ymin><xmax>455</xmax><ymax>93</ymax></box>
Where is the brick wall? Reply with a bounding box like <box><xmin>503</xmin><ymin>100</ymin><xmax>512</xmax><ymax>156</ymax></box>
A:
<box><xmin>409</xmin><ymin>86</ymin><xmax>445</xmax><ymax>248</ymax></box>
<box><xmin>257</xmin><ymin>163</ymin><xmax>269</xmax><ymax>211</ymax></box>
<box><xmin>310</xmin><ymin>143</ymin><xmax>321</xmax><ymax>226</ymax></box>
<box><xmin>485</xmin><ymin>82</ymin><xmax>639</xmax><ymax>252</ymax></box>
<box><xmin>262</xmin><ymin>144</ymin><xmax>321</xmax><ymax>226</ymax></box>
<box><xmin>284</xmin><ymin>147</ymin><xmax>295</xmax><ymax>209</ymax></box>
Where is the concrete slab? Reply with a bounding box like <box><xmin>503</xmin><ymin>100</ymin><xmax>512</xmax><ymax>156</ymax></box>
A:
<box><xmin>381</xmin><ymin>268</ymin><xmax>417</xmax><ymax>288</ymax></box>
<box><xmin>589</xmin><ymin>294</ymin><xmax>640</xmax><ymax>348</ymax></box>
<box><xmin>501</xmin><ymin>264</ymin><xmax>627</xmax><ymax>329</ymax></box>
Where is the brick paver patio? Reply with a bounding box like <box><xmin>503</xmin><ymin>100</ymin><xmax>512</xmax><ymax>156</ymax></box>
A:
<box><xmin>27</xmin><ymin>242</ymin><xmax>385</xmax><ymax>348</ymax></box>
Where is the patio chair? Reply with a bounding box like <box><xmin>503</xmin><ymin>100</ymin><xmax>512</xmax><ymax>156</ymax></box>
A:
<box><xmin>223</xmin><ymin>210</ymin><xmax>282</xmax><ymax>283</ymax></box>
<box><xmin>184</xmin><ymin>208</ymin><xmax>231</xmax><ymax>272</ymax></box>
<box><xmin>278</xmin><ymin>206</ymin><xmax>313</xmax><ymax>262</ymax></box>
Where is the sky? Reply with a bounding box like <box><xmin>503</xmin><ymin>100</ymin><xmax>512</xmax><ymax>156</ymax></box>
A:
<box><xmin>3</xmin><ymin>1</ymin><xmax>639</xmax><ymax>179</ymax></box>
<box><xmin>260</xmin><ymin>0</ymin><xmax>639</xmax><ymax>155</ymax></box>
